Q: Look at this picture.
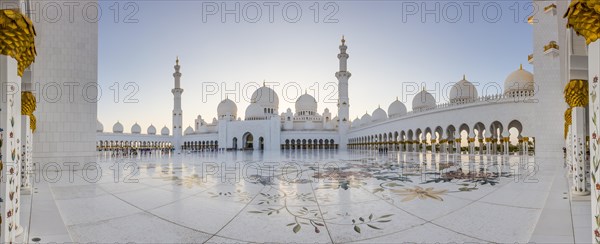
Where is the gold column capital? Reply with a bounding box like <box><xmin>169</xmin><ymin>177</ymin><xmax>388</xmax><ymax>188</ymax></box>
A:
<box><xmin>0</xmin><ymin>9</ymin><xmax>37</xmax><ymax>76</ymax></box>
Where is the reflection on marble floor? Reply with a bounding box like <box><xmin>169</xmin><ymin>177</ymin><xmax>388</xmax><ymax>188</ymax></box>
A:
<box><xmin>47</xmin><ymin>150</ymin><xmax>547</xmax><ymax>243</ymax></box>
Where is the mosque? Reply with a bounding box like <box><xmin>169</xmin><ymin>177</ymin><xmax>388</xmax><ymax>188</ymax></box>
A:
<box><xmin>0</xmin><ymin>0</ymin><xmax>599</xmax><ymax>242</ymax></box>
<box><xmin>97</xmin><ymin>35</ymin><xmax>547</xmax><ymax>156</ymax></box>
<box><xmin>64</xmin><ymin>0</ymin><xmax>600</xmax><ymax>242</ymax></box>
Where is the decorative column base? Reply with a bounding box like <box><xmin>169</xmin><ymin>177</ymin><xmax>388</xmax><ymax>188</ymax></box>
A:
<box><xmin>572</xmin><ymin>107</ymin><xmax>590</xmax><ymax>196</ymax></box>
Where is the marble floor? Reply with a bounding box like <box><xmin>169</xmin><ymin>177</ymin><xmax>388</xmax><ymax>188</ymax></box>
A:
<box><xmin>20</xmin><ymin>150</ymin><xmax>590</xmax><ymax>243</ymax></box>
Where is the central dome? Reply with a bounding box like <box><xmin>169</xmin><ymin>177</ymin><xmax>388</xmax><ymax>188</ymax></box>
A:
<box><xmin>504</xmin><ymin>65</ymin><xmax>534</xmax><ymax>96</ymax></box>
<box><xmin>245</xmin><ymin>103</ymin><xmax>265</xmax><ymax>120</ymax></box>
<box><xmin>449</xmin><ymin>76</ymin><xmax>478</xmax><ymax>103</ymax></box>
<box><xmin>251</xmin><ymin>85</ymin><xmax>279</xmax><ymax>109</ymax></box>
<box><xmin>217</xmin><ymin>98</ymin><xmax>238</xmax><ymax>119</ymax></box>
<box><xmin>412</xmin><ymin>89</ymin><xmax>436</xmax><ymax>111</ymax></box>
<box><xmin>295</xmin><ymin>93</ymin><xmax>317</xmax><ymax>113</ymax></box>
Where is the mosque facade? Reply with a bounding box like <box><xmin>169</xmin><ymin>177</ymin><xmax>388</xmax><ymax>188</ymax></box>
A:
<box><xmin>96</xmin><ymin>1</ymin><xmax>594</xmax><ymax>163</ymax></box>
<box><xmin>97</xmin><ymin>27</ymin><xmax>556</xmax><ymax>156</ymax></box>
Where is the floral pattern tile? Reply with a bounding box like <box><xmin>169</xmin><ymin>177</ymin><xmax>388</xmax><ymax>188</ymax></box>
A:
<box><xmin>47</xmin><ymin>151</ymin><xmax>550</xmax><ymax>243</ymax></box>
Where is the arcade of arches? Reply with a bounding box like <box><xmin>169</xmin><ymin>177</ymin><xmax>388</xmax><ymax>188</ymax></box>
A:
<box><xmin>281</xmin><ymin>139</ymin><xmax>338</xmax><ymax>150</ymax></box>
<box><xmin>97</xmin><ymin>140</ymin><xmax>173</xmax><ymax>155</ymax></box>
<box><xmin>348</xmin><ymin>120</ymin><xmax>535</xmax><ymax>155</ymax></box>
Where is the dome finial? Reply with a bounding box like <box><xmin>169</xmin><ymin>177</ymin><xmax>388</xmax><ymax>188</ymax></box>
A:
<box><xmin>341</xmin><ymin>35</ymin><xmax>345</xmax><ymax>44</ymax></box>
<box><xmin>176</xmin><ymin>56</ymin><xmax>179</xmax><ymax>65</ymax></box>
<box><xmin>396</xmin><ymin>96</ymin><xmax>399</xmax><ymax>101</ymax></box>
<box><xmin>519</xmin><ymin>64</ymin><xmax>523</xmax><ymax>70</ymax></box>
<box><xmin>463</xmin><ymin>74</ymin><xmax>466</xmax><ymax>80</ymax></box>
<box><xmin>263</xmin><ymin>80</ymin><xmax>265</xmax><ymax>87</ymax></box>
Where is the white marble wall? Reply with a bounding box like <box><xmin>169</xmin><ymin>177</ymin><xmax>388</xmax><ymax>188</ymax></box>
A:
<box><xmin>30</xmin><ymin>0</ymin><xmax>98</xmax><ymax>165</ymax></box>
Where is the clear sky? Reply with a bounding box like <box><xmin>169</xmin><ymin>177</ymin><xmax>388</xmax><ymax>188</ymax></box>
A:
<box><xmin>98</xmin><ymin>0</ymin><xmax>534</xmax><ymax>132</ymax></box>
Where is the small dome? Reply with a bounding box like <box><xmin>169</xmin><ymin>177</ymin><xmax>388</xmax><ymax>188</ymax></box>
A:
<box><xmin>251</xmin><ymin>85</ymin><xmax>279</xmax><ymax>109</ymax></box>
<box><xmin>161</xmin><ymin>126</ymin><xmax>170</xmax><ymax>135</ymax></box>
<box><xmin>295</xmin><ymin>93</ymin><xmax>318</xmax><ymax>113</ymax></box>
<box><xmin>449</xmin><ymin>75</ymin><xmax>478</xmax><ymax>103</ymax></box>
<box><xmin>372</xmin><ymin>106</ymin><xmax>388</xmax><ymax>122</ymax></box>
<box><xmin>147</xmin><ymin>124</ymin><xmax>156</xmax><ymax>135</ymax></box>
<box><xmin>131</xmin><ymin>123</ymin><xmax>141</xmax><ymax>134</ymax></box>
<box><xmin>217</xmin><ymin>98</ymin><xmax>237</xmax><ymax>119</ymax></box>
<box><xmin>97</xmin><ymin>120</ymin><xmax>104</xmax><ymax>133</ymax></box>
<box><xmin>412</xmin><ymin>89</ymin><xmax>436</xmax><ymax>111</ymax></box>
<box><xmin>245</xmin><ymin>103</ymin><xmax>265</xmax><ymax>120</ymax></box>
<box><xmin>360</xmin><ymin>112</ymin><xmax>372</xmax><ymax>125</ymax></box>
<box><xmin>504</xmin><ymin>65</ymin><xmax>534</xmax><ymax>95</ymax></box>
<box><xmin>352</xmin><ymin>116</ymin><xmax>362</xmax><ymax>127</ymax></box>
<box><xmin>112</xmin><ymin>121</ymin><xmax>123</xmax><ymax>133</ymax></box>
<box><xmin>184</xmin><ymin>126</ymin><xmax>194</xmax><ymax>135</ymax></box>
<box><xmin>388</xmin><ymin>98</ymin><xmax>407</xmax><ymax>118</ymax></box>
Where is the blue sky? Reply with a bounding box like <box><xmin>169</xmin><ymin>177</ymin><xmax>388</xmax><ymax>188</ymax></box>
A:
<box><xmin>98</xmin><ymin>0</ymin><xmax>534</xmax><ymax>132</ymax></box>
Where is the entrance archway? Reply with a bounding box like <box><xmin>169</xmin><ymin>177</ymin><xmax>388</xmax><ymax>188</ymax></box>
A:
<box><xmin>243</xmin><ymin>133</ymin><xmax>254</xmax><ymax>150</ymax></box>
<box><xmin>232</xmin><ymin>137</ymin><xmax>238</xmax><ymax>150</ymax></box>
<box><xmin>259</xmin><ymin>137</ymin><xmax>264</xmax><ymax>150</ymax></box>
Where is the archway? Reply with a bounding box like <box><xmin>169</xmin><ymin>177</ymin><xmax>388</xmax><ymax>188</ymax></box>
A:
<box><xmin>259</xmin><ymin>137</ymin><xmax>264</xmax><ymax>150</ymax></box>
<box><xmin>473</xmin><ymin>122</ymin><xmax>486</xmax><ymax>153</ymax></box>
<box><xmin>508</xmin><ymin>120</ymin><xmax>524</xmax><ymax>153</ymax></box>
<box><xmin>243</xmin><ymin>132</ymin><xmax>254</xmax><ymax>150</ymax></box>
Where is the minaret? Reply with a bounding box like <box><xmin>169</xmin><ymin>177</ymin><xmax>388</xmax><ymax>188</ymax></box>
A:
<box><xmin>172</xmin><ymin>57</ymin><xmax>184</xmax><ymax>152</ymax></box>
<box><xmin>335</xmin><ymin>36</ymin><xmax>351</xmax><ymax>150</ymax></box>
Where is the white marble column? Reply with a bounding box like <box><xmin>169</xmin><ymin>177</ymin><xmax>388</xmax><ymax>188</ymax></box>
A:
<box><xmin>502</xmin><ymin>131</ymin><xmax>510</xmax><ymax>155</ymax></box>
<box><xmin>468</xmin><ymin>133</ymin><xmax>475</xmax><ymax>154</ymax></box>
<box><xmin>440</xmin><ymin>140</ymin><xmax>446</xmax><ymax>154</ymax></box>
<box><xmin>20</xmin><ymin>115</ymin><xmax>32</xmax><ymax>193</ymax></box>
<box><xmin>567</xmin><ymin>126</ymin><xmax>574</xmax><ymax>172</ymax></box>
<box><xmin>524</xmin><ymin>137</ymin><xmax>529</xmax><ymax>155</ymax></box>
<box><xmin>455</xmin><ymin>138</ymin><xmax>461</xmax><ymax>155</ymax></box>
<box><xmin>572</xmin><ymin>107</ymin><xmax>589</xmax><ymax>195</ymax></box>
<box><xmin>587</xmin><ymin>40</ymin><xmax>600</xmax><ymax>242</ymax></box>
<box><xmin>0</xmin><ymin>55</ymin><xmax>22</xmax><ymax>243</ymax></box>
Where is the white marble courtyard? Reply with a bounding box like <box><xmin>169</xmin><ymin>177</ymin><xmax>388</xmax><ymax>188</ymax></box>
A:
<box><xmin>15</xmin><ymin>150</ymin><xmax>591</xmax><ymax>243</ymax></box>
